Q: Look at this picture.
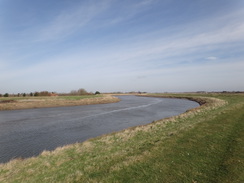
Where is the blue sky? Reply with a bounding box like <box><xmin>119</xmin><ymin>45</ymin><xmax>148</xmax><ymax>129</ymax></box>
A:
<box><xmin>1</xmin><ymin>0</ymin><xmax>244</xmax><ymax>93</ymax></box>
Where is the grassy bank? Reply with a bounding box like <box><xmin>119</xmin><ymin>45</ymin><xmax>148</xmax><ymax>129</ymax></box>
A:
<box><xmin>0</xmin><ymin>95</ymin><xmax>99</xmax><ymax>102</ymax></box>
<box><xmin>0</xmin><ymin>93</ymin><xmax>243</xmax><ymax>182</ymax></box>
<box><xmin>0</xmin><ymin>94</ymin><xmax>120</xmax><ymax>110</ymax></box>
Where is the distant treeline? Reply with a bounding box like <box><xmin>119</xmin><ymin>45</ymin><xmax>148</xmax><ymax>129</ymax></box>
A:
<box><xmin>59</xmin><ymin>88</ymin><xmax>90</xmax><ymax>96</ymax></box>
<box><xmin>58</xmin><ymin>88</ymin><xmax>100</xmax><ymax>96</ymax></box>
<box><xmin>0</xmin><ymin>88</ymin><xmax>101</xmax><ymax>97</ymax></box>
<box><xmin>0</xmin><ymin>91</ymin><xmax>58</xmax><ymax>97</ymax></box>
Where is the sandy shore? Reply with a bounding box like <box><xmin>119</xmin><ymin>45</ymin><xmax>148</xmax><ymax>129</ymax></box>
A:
<box><xmin>0</xmin><ymin>95</ymin><xmax>120</xmax><ymax>111</ymax></box>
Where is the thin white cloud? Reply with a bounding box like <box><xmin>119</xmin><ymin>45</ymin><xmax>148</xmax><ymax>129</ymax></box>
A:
<box><xmin>206</xmin><ymin>57</ymin><xmax>218</xmax><ymax>60</ymax></box>
<box><xmin>36</xmin><ymin>1</ymin><xmax>110</xmax><ymax>42</ymax></box>
<box><xmin>102</xmin><ymin>20</ymin><xmax>244</xmax><ymax>67</ymax></box>
<box><xmin>3</xmin><ymin>13</ymin><xmax>243</xmax><ymax>81</ymax></box>
<box><xmin>135</xmin><ymin>0</ymin><xmax>156</xmax><ymax>7</ymax></box>
<box><xmin>99</xmin><ymin>0</ymin><xmax>162</xmax><ymax>28</ymax></box>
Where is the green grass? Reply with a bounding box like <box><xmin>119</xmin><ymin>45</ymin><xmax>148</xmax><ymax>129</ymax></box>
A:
<box><xmin>58</xmin><ymin>95</ymin><xmax>102</xmax><ymax>100</ymax></box>
<box><xmin>0</xmin><ymin>93</ymin><xmax>243</xmax><ymax>182</ymax></box>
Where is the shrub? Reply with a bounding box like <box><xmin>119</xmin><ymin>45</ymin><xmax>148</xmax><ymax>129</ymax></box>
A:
<box><xmin>34</xmin><ymin>92</ymin><xmax>39</xmax><ymax>97</ymax></box>
<box><xmin>70</xmin><ymin>88</ymin><xmax>88</xmax><ymax>95</ymax></box>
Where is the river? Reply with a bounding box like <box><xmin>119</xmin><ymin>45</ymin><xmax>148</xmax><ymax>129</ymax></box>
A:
<box><xmin>0</xmin><ymin>95</ymin><xmax>199</xmax><ymax>163</ymax></box>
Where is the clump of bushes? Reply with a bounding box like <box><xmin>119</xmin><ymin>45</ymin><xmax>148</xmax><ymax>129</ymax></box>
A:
<box><xmin>69</xmin><ymin>88</ymin><xmax>90</xmax><ymax>95</ymax></box>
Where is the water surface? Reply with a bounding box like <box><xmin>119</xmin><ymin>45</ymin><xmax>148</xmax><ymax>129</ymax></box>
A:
<box><xmin>0</xmin><ymin>95</ymin><xmax>199</xmax><ymax>163</ymax></box>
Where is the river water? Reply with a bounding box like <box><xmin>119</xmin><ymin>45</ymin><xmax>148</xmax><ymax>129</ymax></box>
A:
<box><xmin>0</xmin><ymin>96</ymin><xmax>199</xmax><ymax>163</ymax></box>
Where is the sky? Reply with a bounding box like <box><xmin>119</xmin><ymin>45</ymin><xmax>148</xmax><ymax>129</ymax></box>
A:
<box><xmin>0</xmin><ymin>0</ymin><xmax>244</xmax><ymax>94</ymax></box>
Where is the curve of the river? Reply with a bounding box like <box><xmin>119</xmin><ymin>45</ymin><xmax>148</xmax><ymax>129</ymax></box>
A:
<box><xmin>0</xmin><ymin>95</ymin><xmax>199</xmax><ymax>163</ymax></box>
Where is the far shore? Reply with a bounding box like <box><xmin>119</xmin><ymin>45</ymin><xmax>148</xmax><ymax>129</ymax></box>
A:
<box><xmin>0</xmin><ymin>94</ymin><xmax>120</xmax><ymax>111</ymax></box>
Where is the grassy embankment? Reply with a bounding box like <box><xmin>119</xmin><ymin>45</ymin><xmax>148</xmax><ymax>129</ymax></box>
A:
<box><xmin>0</xmin><ymin>93</ymin><xmax>243</xmax><ymax>182</ymax></box>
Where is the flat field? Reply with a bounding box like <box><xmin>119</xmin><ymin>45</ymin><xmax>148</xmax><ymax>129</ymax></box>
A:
<box><xmin>0</xmin><ymin>93</ymin><xmax>243</xmax><ymax>182</ymax></box>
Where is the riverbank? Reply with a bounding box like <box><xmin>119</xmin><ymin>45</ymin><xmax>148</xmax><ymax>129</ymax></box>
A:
<box><xmin>0</xmin><ymin>94</ymin><xmax>120</xmax><ymax>111</ymax></box>
<box><xmin>0</xmin><ymin>93</ymin><xmax>243</xmax><ymax>182</ymax></box>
